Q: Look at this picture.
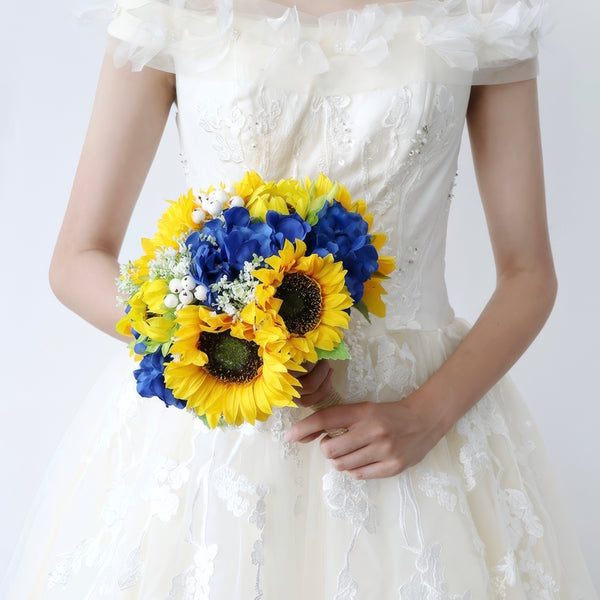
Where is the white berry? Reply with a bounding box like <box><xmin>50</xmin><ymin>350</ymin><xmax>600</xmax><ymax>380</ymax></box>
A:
<box><xmin>169</xmin><ymin>278</ymin><xmax>182</xmax><ymax>294</ymax></box>
<box><xmin>179</xmin><ymin>290</ymin><xmax>194</xmax><ymax>305</ymax></box>
<box><xmin>195</xmin><ymin>192</ymin><xmax>209</xmax><ymax>205</ymax></box>
<box><xmin>212</xmin><ymin>189</ymin><xmax>229</xmax><ymax>205</ymax></box>
<box><xmin>181</xmin><ymin>275</ymin><xmax>196</xmax><ymax>291</ymax></box>
<box><xmin>192</xmin><ymin>208</ymin><xmax>206</xmax><ymax>224</ymax></box>
<box><xmin>202</xmin><ymin>190</ymin><xmax>227</xmax><ymax>217</ymax></box>
<box><xmin>194</xmin><ymin>284</ymin><xmax>209</xmax><ymax>302</ymax></box>
<box><xmin>164</xmin><ymin>293</ymin><xmax>179</xmax><ymax>309</ymax></box>
<box><xmin>229</xmin><ymin>195</ymin><xmax>245</xmax><ymax>208</ymax></box>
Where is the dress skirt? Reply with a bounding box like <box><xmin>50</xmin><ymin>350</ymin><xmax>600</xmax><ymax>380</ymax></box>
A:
<box><xmin>3</xmin><ymin>317</ymin><xmax>597</xmax><ymax>599</ymax></box>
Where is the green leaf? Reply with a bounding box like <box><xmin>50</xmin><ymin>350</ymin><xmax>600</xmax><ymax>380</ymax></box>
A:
<box><xmin>372</xmin><ymin>271</ymin><xmax>391</xmax><ymax>280</ymax></box>
<box><xmin>144</xmin><ymin>341</ymin><xmax>161</xmax><ymax>354</ymax></box>
<box><xmin>353</xmin><ymin>300</ymin><xmax>372</xmax><ymax>324</ymax></box>
<box><xmin>306</xmin><ymin>195</ymin><xmax>329</xmax><ymax>225</ymax></box>
<box><xmin>161</xmin><ymin>342</ymin><xmax>172</xmax><ymax>357</ymax></box>
<box><xmin>316</xmin><ymin>340</ymin><xmax>351</xmax><ymax>361</ymax></box>
<box><xmin>326</xmin><ymin>181</ymin><xmax>340</xmax><ymax>201</ymax></box>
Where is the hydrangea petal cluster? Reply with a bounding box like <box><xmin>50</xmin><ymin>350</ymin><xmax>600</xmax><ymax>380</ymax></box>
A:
<box><xmin>134</xmin><ymin>351</ymin><xmax>186</xmax><ymax>409</ymax></box>
<box><xmin>305</xmin><ymin>199</ymin><xmax>379</xmax><ymax>302</ymax></box>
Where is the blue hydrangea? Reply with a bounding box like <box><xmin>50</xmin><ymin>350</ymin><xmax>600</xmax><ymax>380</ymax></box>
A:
<box><xmin>133</xmin><ymin>350</ymin><xmax>186</xmax><ymax>409</ymax></box>
<box><xmin>305</xmin><ymin>200</ymin><xmax>379</xmax><ymax>302</ymax></box>
<box><xmin>265</xmin><ymin>210</ymin><xmax>311</xmax><ymax>249</ymax></box>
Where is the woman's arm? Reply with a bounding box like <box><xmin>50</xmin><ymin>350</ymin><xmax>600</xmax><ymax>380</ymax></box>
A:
<box><xmin>420</xmin><ymin>77</ymin><xmax>557</xmax><ymax>433</ymax></box>
<box><xmin>285</xmin><ymin>77</ymin><xmax>558</xmax><ymax>479</ymax></box>
<box><xmin>49</xmin><ymin>51</ymin><xmax>176</xmax><ymax>342</ymax></box>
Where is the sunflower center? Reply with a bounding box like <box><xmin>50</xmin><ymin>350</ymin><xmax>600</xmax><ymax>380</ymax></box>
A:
<box><xmin>198</xmin><ymin>331</ymin><xmax>261</xmax><ymax>384</ymax></box>
<box><xmin>274</xmin><ymin>272</ymin><xmax>322</xmax><ymax>336</ymax></box>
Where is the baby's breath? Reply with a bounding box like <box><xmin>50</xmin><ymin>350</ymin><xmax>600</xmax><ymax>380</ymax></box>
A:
<box><xmin>148</xmin><ymin>234</ymin><xmax>193</xmax><ymax>281</ymax></box>
<box><xmin>198</xmin><ymin>232</ymin><xmax>218</xmax><ymax>247</ymax></box>
<box><xmin>210</xmin><ymin>255</ymin><xmax>263</xmax><ymax>318</ymax></box>
<box><xmin>116</xmin><ymin>261</ymin><xmax>141</xmax><ymax>304</ymax></box>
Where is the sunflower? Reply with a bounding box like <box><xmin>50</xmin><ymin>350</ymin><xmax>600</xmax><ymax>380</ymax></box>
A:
<box><xmin>361</xmin><ymin>236</ymin><xmax>396</xmax><ymax>317</ymax></box>
<box><xmin>117</xmin><ymin>279</ymin><xmax>175</xmax><ymax>353</ymax></box>
<box><xmin>153</xmin><ymin>188</ymin><xmax>199</xmax><ymax>248</ymax></box>
<box><xmin>164</xmin><ymin>305</ymin><xmax>300</xmax><ymax>427</ymax></box>
<box><xmin>235</xmin><ymin>170</ymin><xmax>310</xmax><ymax>221</ymax></box>
<box><xmin>252</xmin><ymin>239</ymin><xmax>353</xmax><ymax>365</ymax></box>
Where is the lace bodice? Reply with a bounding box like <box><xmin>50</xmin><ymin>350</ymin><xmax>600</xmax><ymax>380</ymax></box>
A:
<box><xmin>86</xmin><ymin>0</ymin><xmax>546</xmax><ymax>330</ymax></box>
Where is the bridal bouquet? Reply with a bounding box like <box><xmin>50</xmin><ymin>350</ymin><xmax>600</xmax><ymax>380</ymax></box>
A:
<box><xmin>116</xmin><ymin>171</ymin><xmax>395</xmax><ymax>428</ymax></box>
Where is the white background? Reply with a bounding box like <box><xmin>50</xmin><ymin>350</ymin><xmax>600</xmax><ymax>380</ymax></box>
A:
<box><xmin>1</xmin><ymin>0</ymin><xmax>598</xmax><ymax>592</ymax></box>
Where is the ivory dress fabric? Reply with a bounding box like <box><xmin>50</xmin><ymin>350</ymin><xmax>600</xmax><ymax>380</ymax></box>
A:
<box><xmin>3</xmin><ymin>0</ymin><xmax>598</xmax><ymax>597</ymax></box>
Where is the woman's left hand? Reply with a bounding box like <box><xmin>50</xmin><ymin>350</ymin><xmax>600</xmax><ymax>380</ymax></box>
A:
<box><xmin>284</xmin><ymin>391</ymin><xmax>451</xmax><ymax>480</ymax></box>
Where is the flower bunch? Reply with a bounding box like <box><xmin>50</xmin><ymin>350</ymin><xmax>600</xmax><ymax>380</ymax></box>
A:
<box><xmin>117</xmin><ymin>171</ymin><xmax>395</xmax><ymax>428</ymax></box>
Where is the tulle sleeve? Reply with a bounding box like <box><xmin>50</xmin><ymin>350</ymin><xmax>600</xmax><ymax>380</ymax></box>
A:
<box><xmin>470</xmin><ymin>0</ymin><xmax>548</xmax><ymax>85</ymax></box>
<box><xmin>74</xmin><ymin>0</ymin><xmax>234</xmax><ymax>74</ymax></box>
<box><xmin>419</xmin><ymin>0</ymin><xmax>549</xmax><ymax>85</ymax></box>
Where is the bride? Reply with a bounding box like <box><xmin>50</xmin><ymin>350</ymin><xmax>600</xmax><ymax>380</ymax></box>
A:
<box><xmin>1</xmin><ymin>0</ymin><xmax>598</xmax><ymax>596</ymax></box>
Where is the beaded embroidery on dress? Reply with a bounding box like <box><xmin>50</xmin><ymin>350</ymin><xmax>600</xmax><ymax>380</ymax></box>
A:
<box><xmin>3</xmin><ymin>0</ymin><xmax>598</xmax><ymax>598</ymax></box>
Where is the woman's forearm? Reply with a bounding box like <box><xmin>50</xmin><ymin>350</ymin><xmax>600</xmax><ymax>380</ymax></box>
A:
<box><xmin>414</xmin><ymin>267</ymin><xmax>558</xmax><ymax>435</ymax></box>
<box><xmin>49</xmin><ymin>249</ymin><xmax>129</xmax><ymax>343</ymax></box>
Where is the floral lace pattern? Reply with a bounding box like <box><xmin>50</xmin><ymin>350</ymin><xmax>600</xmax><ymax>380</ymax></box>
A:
<box><xmin>167</xmin><ymin>544</ymin><xmax>218</xmax><ymax>600</ymax></box>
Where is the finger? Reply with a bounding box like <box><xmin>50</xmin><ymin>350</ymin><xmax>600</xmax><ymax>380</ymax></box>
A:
<box><xmin>295</xmin><ymin>368</ymin><xmax>334</xmax><ymax>407</ymax></box>
<box><xmin>328</xmin><ymin>443</ymin><xmax>380</xmax><ymax>472</ymax></box>
<box><xmin>320</xmin><ymin>427</ymin><xmax>370</xmax><ymax>459</ymax></box>
<box><xmin>345</xmin><ymin>458</ymin><xmax>405</xmax><ymax>481</ymax></box>
<box><xmin>295</xmin><ymin>359</ymin><xmax>330</xmax><ymax>396</ymax></box>
<box><xmin>285</xmin><ymin>404</ymin><xmax>358</xmax><ymax>443</ymax></box>
<box><xmin>295</xmin><ymin>431</ymin><xmax>321</xmax><ymax>444</ymax></box>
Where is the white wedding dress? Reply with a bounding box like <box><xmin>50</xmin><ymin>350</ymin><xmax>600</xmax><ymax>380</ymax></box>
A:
<box><xmin>3</xmin><ymin>0</ymin><xmax>598</xmax><ymax>597</ymax></box>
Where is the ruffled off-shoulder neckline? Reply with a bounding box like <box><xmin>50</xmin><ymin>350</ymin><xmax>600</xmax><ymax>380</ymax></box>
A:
<box><xmin>74</xmin><ymin>0</ymin><xmax>549</xmax><ymax>83</ymax></box>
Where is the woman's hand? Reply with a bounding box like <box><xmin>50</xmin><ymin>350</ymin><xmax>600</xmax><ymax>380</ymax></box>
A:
<box><xmin>284</xmin><ymin>389</ymin><xmax>449</xmax><ymax>480</ymax></box>
<box><xmin>293</xmin><ymin>359</ymin><xmax>334</xmax><ymax>408</ymax></box>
